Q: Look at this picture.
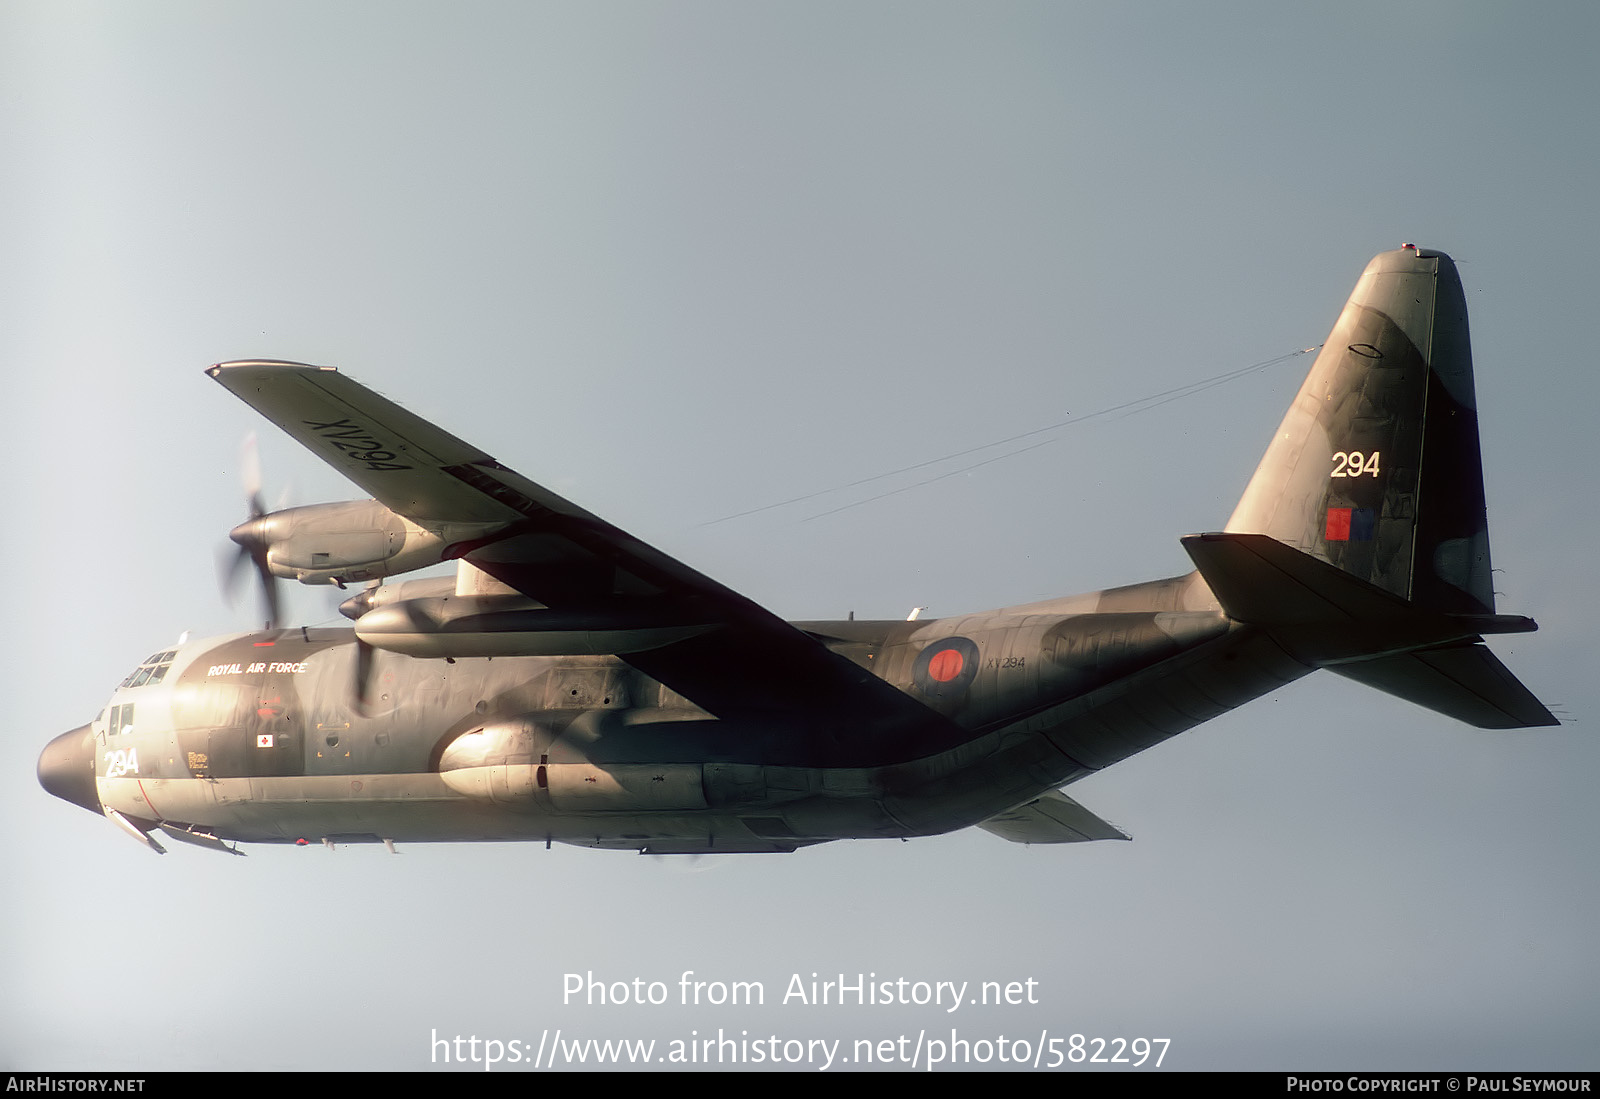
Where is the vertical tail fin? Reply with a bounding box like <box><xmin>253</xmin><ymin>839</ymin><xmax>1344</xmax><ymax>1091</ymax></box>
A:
<box><xmin>1226</xmin><ymin>246</ymin><xmax>1493</xmax><ymax>614</ymax></box>
<box><xmin>1192</xmin><ymin>247</ymin><xmax>1556</xmax><ymax>729</ymax></box>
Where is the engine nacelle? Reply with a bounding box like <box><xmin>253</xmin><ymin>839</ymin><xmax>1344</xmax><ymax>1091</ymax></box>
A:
<box><xmin>354</xmin><ymin>594</ymin><xmax>713</xmax><ymax>658</ymax></box>
<box><xmin>337</xmin><ymin>575</ymin><xmax>459</xmax><ymax>620</ymax></box>
<box><xmin>230</xmin><ymin>499</ymin><xmax>499</xmax><ymax>586</ymax></box>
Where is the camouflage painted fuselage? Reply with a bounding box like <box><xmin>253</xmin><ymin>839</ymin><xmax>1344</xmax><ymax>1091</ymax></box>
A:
<box><xmin>39</xmin><ymin>247</ymin><xmax>1555</xmax><ymax>855</ymax></box>
<box><xmin>62</xmin><ymin>570</ymin><xmax>1308</xmax><ymax>852</ymax></box>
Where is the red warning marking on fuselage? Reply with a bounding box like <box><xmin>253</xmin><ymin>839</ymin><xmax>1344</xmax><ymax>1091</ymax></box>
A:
<box><xmin>137</xmin><ymin>778</ymin><xmax>160</xmax><ymax>818</ymax></box>
<box><xmin>928</xmin><ymin>648</ymin><xmax>965</xmax><ymax>683</ymax></box>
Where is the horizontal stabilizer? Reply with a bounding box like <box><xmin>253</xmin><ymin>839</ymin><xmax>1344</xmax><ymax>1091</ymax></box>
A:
<box><xmin>978</xmin><ymin>790</ymin><xmax>1131</xmax><ymax>844</ymax></box>
<box><xmin>1330</xmin><ymin>644</ymin><xmax>1558</xmax><ymax>729</ymax></box>
<box><xmin>1183</xmin><ymin>532</ymin><xmax>1554</xmax><ymax>728</ymax></box>
<box><xmin>1183</xmin><ymin>532</ymin><xmax>1531</xmax><ymax>633</ymax></box>
<box><xmin>1184</xmin><ymin>531</ymin><xmax>1417</xmax><ymax>624</ymax></box>
<box><xmin>1183</xmin><ymin>532</ymin><xmax>1534</xmax><ymax>644</ymax></box>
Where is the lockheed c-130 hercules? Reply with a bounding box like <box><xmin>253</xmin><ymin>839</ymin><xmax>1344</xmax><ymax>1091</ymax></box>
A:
<box><xmin>39</xmin><ymin>246</ymin><xmax>1557</xmax><ymax>856</ymax></box>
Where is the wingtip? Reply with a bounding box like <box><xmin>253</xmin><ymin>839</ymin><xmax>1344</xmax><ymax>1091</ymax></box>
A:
<box><xmin>206</xmin><ymin>360</ymin><xmax>336</xmax><ymax>379</ymax></box>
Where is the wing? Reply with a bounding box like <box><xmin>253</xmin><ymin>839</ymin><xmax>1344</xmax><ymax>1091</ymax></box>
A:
<box><xmin>208</xmin><ymin>361</ymin><xmax>960</xmax><ymax>764</ymax></box>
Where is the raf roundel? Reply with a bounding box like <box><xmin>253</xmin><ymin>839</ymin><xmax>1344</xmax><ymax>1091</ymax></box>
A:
<box><xmin>912</xmin><ymin>636</ymin><xmax>980</xmax><ymax>701</ymax></box>
<box><xmin>928</xmin><ymin>647</ymin><xmax>965</xmax><ymax>682</ymax></box>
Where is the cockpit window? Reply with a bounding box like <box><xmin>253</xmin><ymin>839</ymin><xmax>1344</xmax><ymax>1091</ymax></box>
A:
<box><xmin>119</xmin><ymin>650</ymin><xmax>176</xmax><ymax>689</ymax></box>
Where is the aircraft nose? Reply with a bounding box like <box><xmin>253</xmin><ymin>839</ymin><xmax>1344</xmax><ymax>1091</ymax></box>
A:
<box><xmin>39</xmin><ymin>724</ymin><xmax>101</xmax><ymax>816</ymax></box>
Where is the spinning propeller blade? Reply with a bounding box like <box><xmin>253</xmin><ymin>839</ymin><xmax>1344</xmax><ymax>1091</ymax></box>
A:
<box><xmin>219</xmin><ymin>433</ymin><xmax>283</xmax><ymax>629</ymax></box>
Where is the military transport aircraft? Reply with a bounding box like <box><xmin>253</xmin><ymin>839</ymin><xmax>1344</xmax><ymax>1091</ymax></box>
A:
<box><xmin>39</xmin><ymin>247</ymin><xmax>1556</xmax><ymax>856</ymax></box>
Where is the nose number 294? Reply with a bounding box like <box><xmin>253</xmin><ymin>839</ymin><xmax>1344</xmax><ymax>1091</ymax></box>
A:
<box><xmin>103</xmin><ymin>748</ymin><xmax>140</xmax><ymax>778</ymax></box>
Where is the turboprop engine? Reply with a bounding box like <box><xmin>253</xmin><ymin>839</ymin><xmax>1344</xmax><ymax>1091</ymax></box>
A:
<box><xmin>229</xmin><ymin>499</ymin><xmax>469</xmax><ymax>586</ymax></box>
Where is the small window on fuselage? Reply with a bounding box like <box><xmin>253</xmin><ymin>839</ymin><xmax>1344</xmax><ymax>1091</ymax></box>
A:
<box><xmin>108</xmin><ymin>703</ymin><xmax>135</xmax><ymax>736</ymax></box>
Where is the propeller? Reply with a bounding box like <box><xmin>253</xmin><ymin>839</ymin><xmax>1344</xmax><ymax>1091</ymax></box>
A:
<box><xmin>336</xmin><ymin>581</ymin><xmax>381</xmax><ymax>711</ymax></box>
<box><xmin>353</xmin><ymin>633</ymin><xmax>376</xmax><ymax>713</ymax></box>
<box><xmin>219</xmin><ymin>433</ymin><xmax>282</xmax><ymax>630</ymax></box>
<box><xmin>344</xmin><ymin>587</ymin><xmax>438</xmax><ymax>713</ymax></box>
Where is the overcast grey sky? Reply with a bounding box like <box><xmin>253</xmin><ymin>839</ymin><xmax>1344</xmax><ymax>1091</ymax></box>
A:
<box><xmin>4</xmin><ymin>1</ymin><xmax>1597</xmax><ymax>1071</ymax></box>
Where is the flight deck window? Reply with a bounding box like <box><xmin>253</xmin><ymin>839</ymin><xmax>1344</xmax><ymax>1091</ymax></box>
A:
<box><xmin>119</xmin><ymin>650</ymin><xmax>176</xmax><ymax>689</ymax></box>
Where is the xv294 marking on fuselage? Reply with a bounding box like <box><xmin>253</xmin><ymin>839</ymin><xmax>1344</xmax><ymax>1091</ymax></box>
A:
<box><xmin>38</xmin><ymin>247</ymin><xmax>1557</xmax><ymax>855</ymax></box>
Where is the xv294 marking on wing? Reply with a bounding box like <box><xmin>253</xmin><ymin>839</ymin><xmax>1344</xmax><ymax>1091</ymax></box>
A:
<box><xmin>39</xmin><ymin>246</ymin><xmax>1557</xmax><ymax>856</ymax></box>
